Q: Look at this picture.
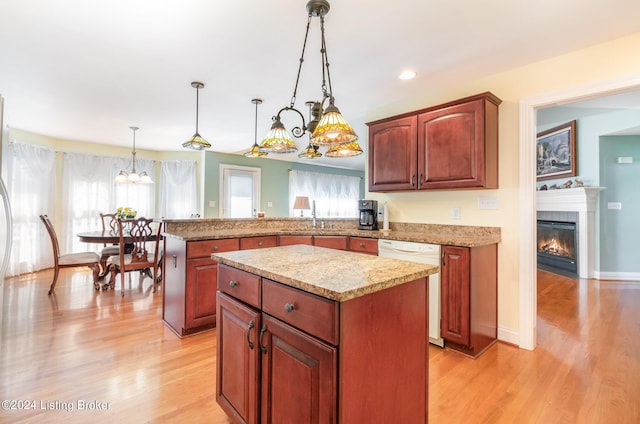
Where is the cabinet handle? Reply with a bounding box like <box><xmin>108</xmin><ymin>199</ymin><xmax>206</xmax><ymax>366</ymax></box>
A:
<box><xmin>229</xmin><ymin>280</ymin><xmax>238</xmax><ymax>288</ymax></box>
<box><xmin>419</xmin><ymin>173</ymin><xmax>423</xmax><ymax>188</ymax></box>
<box><xmin>247</xmin><ymin>320</ymin><xmax>255</xmax><ymax>350</ymax></box>
<box><xmin>284</xmin><ymin>303</ymin><xmax>295</xmax><ymax>313</ymax></box>
<box><xmin>411</xmin><ymin>174</ymin><xmax>416</xmax><ymax>186</ymax></box>
<box><xmin>441</xmin><ymin>251</ymin><xmax>446</xmax><ymax>266</ymax></box>
<box><xmin>259</xmin><ymin>324</ymin><xmax>267</xmax><ymax>354</ymax></box>
<box><xmin>172</xmin><ymin>255</ymin><xmax>177</xmax><ymax>268</ymax></box>
<box><xmin>213</xmin><ymin>246</ymin><xmax>219</xmax><ymax>251</ymax></box>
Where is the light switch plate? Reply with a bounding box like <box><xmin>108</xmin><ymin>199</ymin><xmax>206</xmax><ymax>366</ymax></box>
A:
<box><xmin>267</xmin><ymin>201</ymin><xmax>273</xmax><ymax>207</ymax></box>
<box><xmin>451</xmin><ymin>207</ymin><xmax>461</xmax><ymax>219</ymax></box>
<box><xmin>478</xmin><ymin>196</ymin><xmax>499</xmax><ymax>210</ymax></box>
<box><xmin>608</xmin><ymin>202</ymin><xmax>622</xmax><ymax>210</ymax></box>
<box><xmin>208</xmin><ymin>200</ymin><xmax>216</xmax><ymax>208</ymax></box>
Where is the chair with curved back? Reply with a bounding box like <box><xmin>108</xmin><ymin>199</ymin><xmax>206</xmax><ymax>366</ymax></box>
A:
<box><xmin>99</xmin><ymin>212</ymin><xmax>120</xmax><ymax>277</ymax></box>
<box><xmin>106</xmin><ymin>217</ymin><xmax>162</xmax><ymax>297</ymax></box>
<box><xmin>40</xmin><ymin>214</ymin><xmax>101</xmax><ymax>295</ymax></box>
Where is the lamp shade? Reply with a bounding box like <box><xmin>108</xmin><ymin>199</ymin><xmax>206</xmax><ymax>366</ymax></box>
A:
<box><xmin>259</xmin><ymin>117</ymin><xmax>298</xmax><ymax>153</ymax></box>
<box><xmin>182</xmin><ymin>133</ymin><xmax>211</xmax><ymax>150</ymax></box>
<box><xmin>311</xmin><ymin>101</ymin><xmax>358</xmax><ymax>146</ymax></box>
<box><xmin>293</xmin><ymin>196</ymin><xmax>311</xmax><ymax>216</ymax></box>
<box><xmin>325</xmin><ymin>140</ymin><xmax>364</xmax><ymax>157</ymax></box>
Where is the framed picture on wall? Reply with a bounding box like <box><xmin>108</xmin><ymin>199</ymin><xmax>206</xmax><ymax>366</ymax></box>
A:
<box><xmin>536</xmin><ymin>120</ymin><xmax>577</xmax><ymax>181</ymax></box>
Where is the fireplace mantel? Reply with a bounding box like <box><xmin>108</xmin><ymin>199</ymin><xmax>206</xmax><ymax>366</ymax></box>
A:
<box><xmin>536</xmin><ymin>187</ymin><xmax>605</xmax><ymax>278</ymax></box>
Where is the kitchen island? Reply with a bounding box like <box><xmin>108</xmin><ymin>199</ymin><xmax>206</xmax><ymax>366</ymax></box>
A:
<box><xmin>212</xmin><ymin>244</ymin><xmax>438</xmax><ymax>424</ymax></box>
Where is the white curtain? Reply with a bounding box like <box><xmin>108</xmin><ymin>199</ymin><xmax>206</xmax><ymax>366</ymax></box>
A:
<box><xmin>159</xmin><ymin>160</ymin><xmax>197</xmax><ymax>219</ymax></box>
<box><xmin>289</xmin><ymin>170</ymin><xmax>359</xmax><ymax>218</ymax></box>
<box><xmin>5</xmin><ymin>142</ymin><xmax>56</xmax><ymax>276</ymax></box>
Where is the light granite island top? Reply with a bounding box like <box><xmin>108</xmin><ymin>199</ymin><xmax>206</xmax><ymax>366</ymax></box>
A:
<box><xmin>211</xmin><ymin>244</ymin><xmax>439</xmax><ymax>302</ymax></box>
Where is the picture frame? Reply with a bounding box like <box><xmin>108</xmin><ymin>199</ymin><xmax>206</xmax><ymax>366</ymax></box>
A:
<box><xmin>536</xmin><ymin>120</ymin><xmax>577</xmax><ymax>181</ymax></box>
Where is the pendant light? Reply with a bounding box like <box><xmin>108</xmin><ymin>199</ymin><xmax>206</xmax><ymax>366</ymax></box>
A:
<box><xmin>244</xmin><ymin>99</ymin><xmax>268</xmax><ymax>157</ymax></box>
<box><xmin>182</xmin><ymin>81</ymin><xmax>211</xmax><ymax>150</ymax></box>
<box><xmin>115</xmin><ymin>126</ymin><xmax>153</xmax><ymax>184</ymax></box>
<box><xmin>298</xmin><ymin>101</ymin><xmax>322</xmax><ymax>159</ymax></box>
<box><xmin>260</xmin><ymin>0</ymin><xmax>357</xmax><ymax>155</ymax></box>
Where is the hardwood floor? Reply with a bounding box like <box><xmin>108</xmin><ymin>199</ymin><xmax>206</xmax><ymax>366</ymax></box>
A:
<box><xmin>1</xmin><ymin>268</ymin><xmax>639</xmax><ymax>423</ymax></box>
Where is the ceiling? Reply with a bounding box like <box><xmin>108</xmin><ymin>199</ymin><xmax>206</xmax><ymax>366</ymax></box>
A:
<box><xmin>2</xmin><ymin>0</ymin><xmax>640</xmax><ymax>170</ymax></box>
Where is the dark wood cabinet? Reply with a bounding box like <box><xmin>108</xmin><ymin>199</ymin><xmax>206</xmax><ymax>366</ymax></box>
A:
<box><xmin>440</xmin><ymin>244</ymin><xmax>497</xmax><ymax>358</ymax></box>
<box><xmin>277</xmin><ymin>235</ymin><xmax>313</xmax><ymax>246</ymax></box>
<box><xmin>240</xmin><ymin>236</ymin><xmax>278</xmax><ymax>250</ymax></box>
<box><xmin>313</xmin><ymin>235</ymin><xmax>348</xmax><ymax>250</ymax></box>
<box><xmin>163</xmin><ymin>238</ymin><xmax>239</xmax><ymax>337</ymax></box>
<box><xmin>216</xmin><ymin>263</ymin><xmax>428</xmax><ymax>423</ymax></box>
<box><xmin>368</xmin><ymin>92</ymin><xmax>501</xmax><ymax>192</ymax></box>
<box><xmin>348</xmin><ymin>236</ymin><xmax>378</xmax><ymax>255</ymax></box>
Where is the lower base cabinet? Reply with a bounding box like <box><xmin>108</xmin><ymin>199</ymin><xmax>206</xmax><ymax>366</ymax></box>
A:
<box><xmin>216</xmin><ymin>263</ymin><xmax>428</xmax><ymax>424</ymax></box>
<box><xmin>440</xmin><ymin>244</ymin><xmax>497</xmax><ymax>358</ymax></box>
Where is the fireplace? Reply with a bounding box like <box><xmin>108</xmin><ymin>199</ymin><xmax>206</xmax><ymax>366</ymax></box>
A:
<box><xmin>537</xmin><ymin>220</ymin><xmax>577</xmax><ymax>275</ymax></box>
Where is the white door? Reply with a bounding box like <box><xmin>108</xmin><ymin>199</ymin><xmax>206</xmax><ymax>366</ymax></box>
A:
<box><xmin>220</xmin><ymin>165</ymin><xmax>261</xmax><ymax>218</ymax></box>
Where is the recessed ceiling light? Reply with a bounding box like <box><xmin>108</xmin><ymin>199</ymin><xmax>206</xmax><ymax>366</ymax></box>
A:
<box><xmin>399</xmin><ymin>70</ymin><xmax>416</xmax><ymax>80</ymax></box>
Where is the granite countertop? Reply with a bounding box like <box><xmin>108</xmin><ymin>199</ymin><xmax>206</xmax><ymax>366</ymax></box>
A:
<box><xmin>212</xmin><ymin>245</ymin><xmax>439</xmax><ymax>302</ymax></box>
<box><xmin>162</xmin><ymin>220</ymin><xmax>500</xmax><ymax>247</ymax></box>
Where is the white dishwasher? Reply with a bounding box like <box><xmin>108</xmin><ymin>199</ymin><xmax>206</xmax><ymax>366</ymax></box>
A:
<box><xmin>378</xmin><ymin>239</ymin><xmax>443</xmax><ymax>347</ymax></box>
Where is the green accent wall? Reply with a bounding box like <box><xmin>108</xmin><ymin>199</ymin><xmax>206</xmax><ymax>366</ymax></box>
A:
<box><xmin>203</xmin><ymin>151</ymin><xmax>365</xmax><ymax>218</ymax></box>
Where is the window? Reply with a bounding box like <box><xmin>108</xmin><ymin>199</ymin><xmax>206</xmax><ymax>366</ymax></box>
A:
<box><xmin>159</xmin><ymin>160</ymin><xmax>197</xmax><ymax>219</ymax></box>
<box><xmin>220</xmin><ymin>165</ymin><xmax>261</xmax><ymax>218</ymax></box>
<box><xmin>289</xmin><ymin>170</ymin><xmax>359</xmax><ymax>218</ymax></box>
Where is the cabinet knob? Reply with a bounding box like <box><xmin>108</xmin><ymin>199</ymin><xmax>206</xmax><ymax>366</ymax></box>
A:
<box><xmin>284</xmin><ymin>303</ymin><xmax>295</xmax><ymax>313</ymax></box>
<box><xmin>229</xmin><ymin>280</ymin><xmax>238</xmax><ymax>288</ymax></box>
<box><xmin>359</xmin><ymin>242</ymin><xmax>365</xmax><ymax>248</ymax></box>
<box><xmin>258</xmin><ymin>241</ymin><xmax>263</xmax><ymax>246</ymax></box>
<box><xmin>213</xmin><ymin>245</ymin><xmax>219</xmax><ymax>251</ymax></box>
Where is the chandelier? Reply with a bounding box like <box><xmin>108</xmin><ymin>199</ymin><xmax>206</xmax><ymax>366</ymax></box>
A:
<box><xmin>115</xmin><ymin>126</ymin><xmax>153</xmax><ymax>184</ymax></box>
<box><xmin>259</xmin><ymin>0</ymin><xmax>362</xmax><ymax>157</ymax></box>
<box><xmin>182</xmin><ymin>81</ymin><xmax>211</xmax><ymax>150</ymax></box>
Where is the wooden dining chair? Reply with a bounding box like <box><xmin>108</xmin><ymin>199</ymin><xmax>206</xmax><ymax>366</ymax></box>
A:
<box><xmin>99</xmin><ymin>212</ymin><xmax>120</xmax><ymax>277</ymax></box>
<box><xmin>106</xmin><ymin>217</ymin><xmax>162</xmax><ymax>297</ymax></box>
<box><xmin>40</xmin><ymin>214</ymin><xmax>101</xmax><ymax>295</ymax></box>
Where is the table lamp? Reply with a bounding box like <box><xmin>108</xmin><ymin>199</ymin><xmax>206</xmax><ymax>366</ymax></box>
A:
<box><xmin>293</xmin><ymin>196</ymin><xmax>311</xmax><ymax>217</ymax></box>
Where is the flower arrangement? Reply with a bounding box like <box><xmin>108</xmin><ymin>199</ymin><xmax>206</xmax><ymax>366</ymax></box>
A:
<box><xmin>116</xmin><ymin>207</ymin><xmax>137</xmax><ymax>219</ymax></box>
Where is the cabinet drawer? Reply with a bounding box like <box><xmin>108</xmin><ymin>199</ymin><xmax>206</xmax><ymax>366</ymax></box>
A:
<box><xmin>218</xmin><ymin>263</ymin><xmax>261</xmax><ymax>308</ymax></box>
<box><xmin>240</xmin><ymin>236</ymin><xmax>278</xmax><ymax>250</ymax></box>
<box><xmin>188</xmin><ymin>238</ymin><xmax>239</xmax><ymax>259</ymax></box>
<box><xmin>349</xmin><ymin>237</ymin><xmax>378</xmax><ymax>255</ymax></box>
<box><xmin>313</xmin><ymin>235</ymin><xmax>348</xmax><ymax>250</ymax></box>
<box><xmin>262</xmin><ymin>279</ymin><xmax>338</xmax><ymax>345</ymax></box>
<box><xmin>278</xmin><ymin>235</ymin><xmax>313</xmax><ymax>246</ymax></box>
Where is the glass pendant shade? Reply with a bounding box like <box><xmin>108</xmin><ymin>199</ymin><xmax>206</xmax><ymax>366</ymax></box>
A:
<box><xmin>182</xmin><ymin>133</ymin><xmax>211</xmax><ymax>150</ymax></box>
<box><xmin>311</xmin><ymin>101</ymin><xmax>358</xmax><ymax>146</ymax></box>
<box><xmin>298</xmin><ymin>143</ymin><xmax>322</xmax><ymax>158</ymax></box>
<box><xmin>115</xmin><ymin>171</ymin><xmax>128</xmax><ymax>183</ymax></box>
<box><xmin>115</xmin><ymin>126</ymin><xmax>153</xmax><ymax>184</ymax></box>
<box><xmin>259</xmin><ymin>117</ymin><xmax>298</xmax><ymax>153</ymax></box>
<box><xmin>325</xmin><ymin>140</ymin><xmax>364</xmax><ymax>157</ymax></box>
<box><xmin>244</xmin><ymin>143</ymin><xmax>267</xmax><ymax>157</ymax></box>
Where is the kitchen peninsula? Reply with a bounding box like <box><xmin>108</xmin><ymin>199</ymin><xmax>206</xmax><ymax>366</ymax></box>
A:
<box><xmin>162</xmin><ymin>217</ymin><xmax>500</xmax><ymax>358</ymax></box>
<box><xmin>212</xmin><ymin>244</ymin><xmax>438</xmax><ymax>423</ymax></box>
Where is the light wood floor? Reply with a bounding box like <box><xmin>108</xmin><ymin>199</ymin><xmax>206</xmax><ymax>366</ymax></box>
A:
<box><xmin>1</xmin><ymin>268</ymin><xmax>639</xmax><ymax>423</ymax></box>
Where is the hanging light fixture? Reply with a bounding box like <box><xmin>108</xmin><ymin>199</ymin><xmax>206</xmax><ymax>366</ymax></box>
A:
<box><xmin>115</xmin><ymin>126</ymin><xmax>153</xmax><ymax>184</ymax></box>
<box><xmin>298</xmin><ymin>101</ymin><xmax>322</xmax><ymax>159</ymax></box>
<box><xmin>244</xmin><ymin>99</ymin><xmax>268</xmax><ymax>158</ymax></box>
<box><xmin>260</xmin><ymin>0</ymin><xmax>357</xmax><ymax>155</ymax></box>
<box><xmin>182</xmin><ymin>81</ymin><xmax>211</xmax><ymax>150</ymax></box>
<box><xmin>325</xmin><ymin>140</ymin><xmax>364</xmax><ymax>157</ymax></box>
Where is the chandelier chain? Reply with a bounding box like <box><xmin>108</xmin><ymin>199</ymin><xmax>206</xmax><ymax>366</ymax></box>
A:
<box><xmin>290</xmin><ymin>14</ymin><xmax>313</xmax><ymax>108</ymax></box>
<box><xmin>319</xmin><ymin>14</ymin><xmax>332</xmax><ymax>100</ymax></box>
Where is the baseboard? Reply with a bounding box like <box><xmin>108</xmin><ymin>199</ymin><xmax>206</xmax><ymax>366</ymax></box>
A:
<box><xmin>498</xmin><ymin>326</ymin><xmax>520</xmax><ymax>346</ymax></box>
<box><xmin>593</xmin><ymin>271</ymin><xmax>640</xmax><ymax>281</ymax></box>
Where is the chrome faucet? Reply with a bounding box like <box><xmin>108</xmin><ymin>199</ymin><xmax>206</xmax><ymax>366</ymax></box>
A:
<box><xmin>311</xmin><ymin>200</ymin><xmax>317</xmax><ymax>229</ymax></box>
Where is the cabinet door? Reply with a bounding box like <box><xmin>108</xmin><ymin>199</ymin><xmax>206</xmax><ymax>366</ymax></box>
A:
<box><xmin>260</xmin><ymin>314</ymin><xmax>337</xmax><ymax>424</ymax></box>
<box><xmin>417</xmin><ymin>99</ymin><xmax>486</xmax><ymax>189</ymax></box>
<box><xmin>216</xmin><ymin>292</ymin><xmax>261</xmax><ymax>424</ymax></box>
<box><xmin>240</xmin><ymin>236</ymin><xmax>278</xmax><ymax>250</ymax></box>
<box><xmin>368</xmin><ymin>115</ymin><xmax>418</xmax><ymax>191</ymax></box>
<box><xmin>185</xmin><ymin>257</ymin><xmax>218</xmax><ymax>329</ymax></box>
<box><xmin>440</xmin><ymin>246</ymin><xmax>471</xmax><ymax>346</ymax></box>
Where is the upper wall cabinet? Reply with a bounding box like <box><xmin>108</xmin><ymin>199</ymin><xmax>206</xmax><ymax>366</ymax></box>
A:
<box><xmin>367</xmin><ymin>92</ymin><xmax>501</xmax><ymax>192</ymax></box>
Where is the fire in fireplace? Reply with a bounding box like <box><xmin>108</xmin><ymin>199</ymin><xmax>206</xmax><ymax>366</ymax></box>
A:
<box><xmin>537</xmin><ymin>220</ymin><xmax>578</xmax><ymax>275</ymax></box>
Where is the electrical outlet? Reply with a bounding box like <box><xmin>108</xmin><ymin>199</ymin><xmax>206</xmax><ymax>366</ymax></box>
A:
<box><xmin>267</xmin><ymin>201</ymin><xmax>273</xmax><ymax>207</ymax></box>
<box><xmin>451</xmin><ymin>207</ymin><xmax>461</xmax><ymax>220</ymax></box>
<box><xmin>478</xmin><ymin>196</ymin><xmax>499</xmax><ymax>210</ymax></box>
<box><xmin>208</xmin><ymin>200</ymin><xmax>216</xmax><ymax>208</ymax></box>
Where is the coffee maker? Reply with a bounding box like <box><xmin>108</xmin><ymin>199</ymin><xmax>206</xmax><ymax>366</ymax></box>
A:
<box><xmin>358</xmin><ymin>199</ymin><xmax>378</xmax><ymax>230</ymax></box>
